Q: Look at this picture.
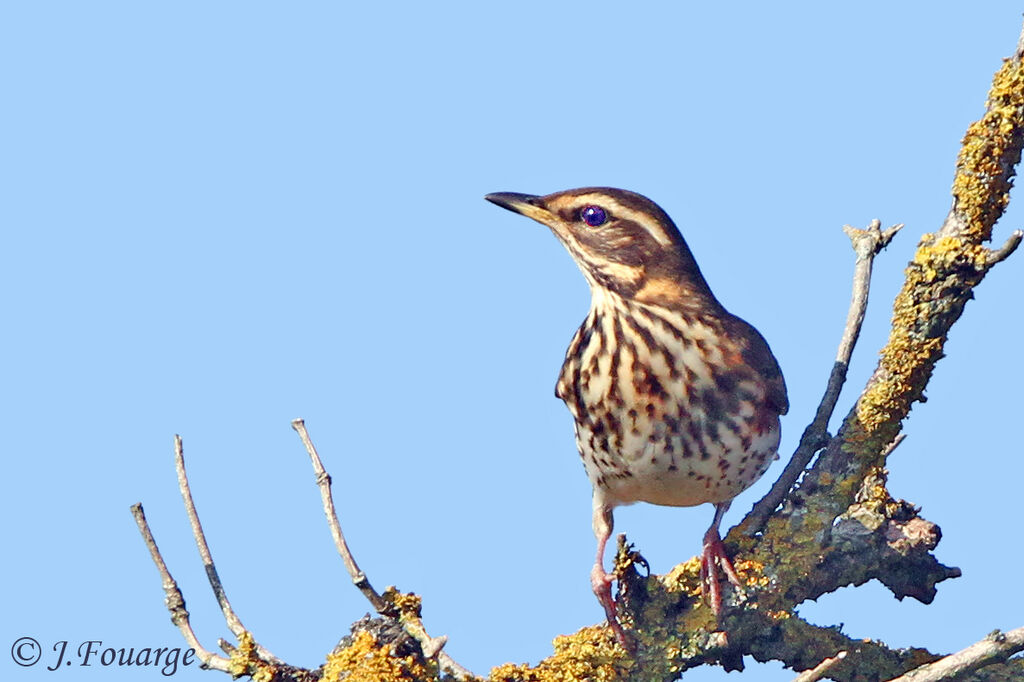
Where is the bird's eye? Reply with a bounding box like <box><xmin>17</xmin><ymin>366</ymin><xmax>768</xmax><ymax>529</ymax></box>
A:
<box><xmin>580</xmin><ymin>205</ymin><xmax>607</xmax><ymax>227</ymax></box>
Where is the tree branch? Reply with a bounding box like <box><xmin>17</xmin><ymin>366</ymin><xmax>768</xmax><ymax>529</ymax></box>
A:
<box><xmin>741</xmin><ymin>219</ymin><xmax>902</xmax><ymax>535</ymax></box>
<box><xmin>985</xmin><ymin>228</ymin><xmax>1023</xmax><ymax>267</ymax></box>
<box><xmin>290</xmin><ymin>418</ymin><xmax>389</xmax><ymax>614</ymax></box>
<box><xmin>613</xmin><ymin>18</ymin><xmax>1024</xmax><ymax>680</ymax></box>
<box><xmin>129</xmin><ymin>503</ymin><xmax>233</xmax><ymax>673</ymax></box>
<box><xmin>173</xmin><ymin>435</ymin><xmax>281</xmax><ymax>665</ymax></box>
<box><xmin>769</xmin><ymin>17</ymin><xmax>1024</xmax><ymax>560</ymax></box>
<box><xmin>887</xmin><ymin>627</ymin><xmax>1024</xmax><ymax>682</ymax></box>
<box><xmin>792</xmin><ymin>651</ymin><xmax>846</xmax><ymax>682</ymax></box>
<box><xmin>291</xmin><ymin>419</ymin><xmax>477</xmax><ymax>681</ymax></box>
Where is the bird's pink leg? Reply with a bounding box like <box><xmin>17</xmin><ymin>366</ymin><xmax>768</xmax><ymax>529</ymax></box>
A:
<box><xmin>591</xmin><ymin>499</ymin><xmax>629</xmax><ymax>647</ymax></box>
<box><xmin>700</xmin><ymin>502</ymin><xmax>744</xmax><ymax>616</ymax></box>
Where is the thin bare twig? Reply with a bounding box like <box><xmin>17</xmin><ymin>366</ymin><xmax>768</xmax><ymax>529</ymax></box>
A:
<box><xmin>792</xmin><ymin>650</ymin><xmax>847</xmax><ymax>682</ymax></box>
<box><xmin>886</xmin><ymin>627</ymin><xmax>1024</xmax><ymax>681</ymax></box>
<box><xmin>290</xmin><ymin>419</ymin><xmax>477</xmax><ymax>681</ymax></box>
<box><xmin>290</xmin><ymin>419</ymin><xmax>388</xmax><ymax>613</ymax></box>
<box><xmin>880</xmin><ymin>433</ymin><xmax>906</xmax><ymax>459</ymax></box>
<box><xmin>741</xmin><ymin>220</ymin><xmax>903</xmax><ymax>535</ymax></box>
<box><xmin>130</xmin><ymin>503</ymin><xmax>232</xmax><ymax>673</ymax></box>
<box><xmin>986</xmin><ymin>228</ymin><xmax>1023</xmax><ymax>267</ymax></box>
<box><xmin>174</xmin><ymin>435</ymin><xmax>281</xmax><ymax>664</ymax></box>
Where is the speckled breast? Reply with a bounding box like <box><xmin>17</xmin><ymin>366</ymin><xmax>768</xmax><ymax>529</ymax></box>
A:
<box><xmin>555</xmin><ymin>294</ymin><xmax>782</xmax><ymax>508</ymax></box>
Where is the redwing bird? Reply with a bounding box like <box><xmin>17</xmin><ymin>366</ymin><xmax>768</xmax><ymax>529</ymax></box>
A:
<box><xmin>486</xmin><ymin>187</ymin><xmax>788</xmax><ymax>643</ymax></box>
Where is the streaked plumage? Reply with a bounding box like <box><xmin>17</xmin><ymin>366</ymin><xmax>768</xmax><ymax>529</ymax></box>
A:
<box><xmin>486</xmin><ymin>187</ymin><xmax>787</xmax><ymax>644</ymax></box>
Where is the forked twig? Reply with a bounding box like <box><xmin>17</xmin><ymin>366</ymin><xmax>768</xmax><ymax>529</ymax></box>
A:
<box><xmin>130</xmin><ymin>503</ymin><xmax>232</xmax><ymax>673</ymax></box>
<box><xmin>290</xmin><ymin>418</ymin><xmax>476</xmax><ymax>681</ymax></box>
<box><xmin>887</xmin><ymin>626</ymin><xmax>1024</xmax><ymax>681</ymax></box>
<box><xmin>742</xmin><ymin>220</ymin><xmax>903</xmax><ymax>534</ymax></box>
<box><xmin>173</xmin><ymin>435</ymin><xmax>281</xmax><ymax>664</ymax></box>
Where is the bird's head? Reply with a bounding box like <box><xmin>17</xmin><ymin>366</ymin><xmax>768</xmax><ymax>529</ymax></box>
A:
<box><xmin>485</xmin><ymin>187</ymin><xmax>715</xmax><ymax>306</ymax></box>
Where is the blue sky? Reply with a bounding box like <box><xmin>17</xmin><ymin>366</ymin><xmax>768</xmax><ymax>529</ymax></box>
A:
<box><xmin>3</xmin><ymin>3</ymin><xmax>1023</xmax><ymax>680</ymax></box>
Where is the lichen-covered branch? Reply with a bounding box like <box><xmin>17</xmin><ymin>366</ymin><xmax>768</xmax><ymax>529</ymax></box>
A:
<box><xmin>735</xmin><ymin>611</ymin><xmax>935</xmax><ymax>681</ymax></box>
<box><xmin>704</xmin><ymin>21</ymin><xmax>1024</xmax><ymax>679</ymax></box>
<box><xmin>599</xmin><ymin>519</ymin><xmax>945</xmax><ymax>681</ymax></box>
<box><xmin>808</xmin><ymin>26</ymin><xmax>1024</xmax><ymax>501</ymax></box>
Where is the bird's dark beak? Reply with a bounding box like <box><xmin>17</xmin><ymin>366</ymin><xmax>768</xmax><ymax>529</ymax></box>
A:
<box><xmin>485</xmin><ymin>192</ymin><xmax>552</xmax><ymax>223</ymax></box>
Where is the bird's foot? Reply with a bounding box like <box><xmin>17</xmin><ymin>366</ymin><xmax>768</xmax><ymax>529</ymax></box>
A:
<box><xmin>700</xmin><ymin>530</ymin><xmax>744</xmax><ymax>617</ymax></box>
<box><xmin>591</xmin><ymin>565</ymin><xmax>631</xmax><ymax>649</ymax></box>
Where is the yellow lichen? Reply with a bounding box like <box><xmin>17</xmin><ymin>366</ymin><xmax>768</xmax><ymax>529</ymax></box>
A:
<box><xmin>952</xmin><ymin>55</ymin><xmax>1024</xmax><ymax>238</ymax></box>
<box><xmin>488</xmin><ymin>626</ymin><xmax>632</xmax><ymax>682</ymax></box>
<box><xmin>659</xmin><ymin>557</ymin><xmax>703</xmax><ymax>597</ymax></box>
<box><xmin>227</xmin><ymin>631</ymin><xmax>274</xmax><ymax>682</ymax></box>
<box><xmin>856</xmin><ymin>323</ymin><xmax>942</xmax><ymax>434</ymax></box>
<box><xmin>911</xmin><ymin>235</ymin><xmax>990</xmax><ymax>282</ymax></box>
<box><xmin>734</xmin><ymin>559</ymin><xmax>771</xmax><ymax>589</ymax></box>
<box><xmin>322</xmin><ymin>630</ymin><xmax>435</xmax><ymax>682</ymax></box>
<box><xmin>855</xmin><ymin>53</ymin><xmax>1024</xmax><ymax>439</ymax></box>
<box><xmin>383</xmin><ymin>587</ymin><xmax>423</xmax><ymax>618</ymax></box>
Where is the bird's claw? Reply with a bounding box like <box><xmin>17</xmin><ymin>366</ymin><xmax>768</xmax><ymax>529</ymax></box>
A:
<box><xmin>591</xmin><ymin>566</ymin><xmax>633</xmax><ymax>650</ymax></box>
<box><xmin>700</xmin><ymin>532</ymin><xmax>744</xmax><ymax>617</ymax></box>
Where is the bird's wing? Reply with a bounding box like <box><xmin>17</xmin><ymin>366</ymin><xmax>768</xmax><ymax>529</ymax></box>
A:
<box><xmin>727</xmin><ymin>315</ymin><xmax>789</xmax><ymax>416</ymax></box>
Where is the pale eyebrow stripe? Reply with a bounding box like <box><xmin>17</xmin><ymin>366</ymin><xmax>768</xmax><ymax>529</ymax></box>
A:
<box><xmin>608</xmin><ymin>200</ymin><xmax>673</xmax><ymax>247</ymax></box>
<box><xmin>569</xmin><ymin>193</ymin><xmax>674</xmax><ymax>248</ymax></box>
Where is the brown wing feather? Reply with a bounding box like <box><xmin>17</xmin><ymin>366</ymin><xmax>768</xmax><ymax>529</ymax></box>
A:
<box><xmin>725</xmin><ymin>314</ymin><xmax>789</xmax><ymax>416</ymax></box>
